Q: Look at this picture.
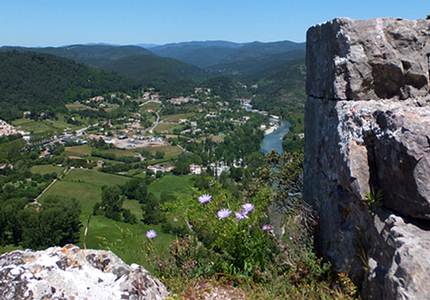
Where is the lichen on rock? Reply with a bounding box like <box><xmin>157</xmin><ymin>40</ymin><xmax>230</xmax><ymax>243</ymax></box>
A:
<box><xmin>0</xmin><ymin>244</ymin><xmax>168</xmax><ymax>300</ymax></box>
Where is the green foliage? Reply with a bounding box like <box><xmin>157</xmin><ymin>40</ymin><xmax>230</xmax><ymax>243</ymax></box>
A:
<box><xmin>365</xmin><ymin>190</ymin><xmax>383</xmax><ymax>214</ymax></box>
<box><xmin>200</xmin><ymin>76</ymin><xmax>241</xmax><ymax>100</ymax></box>
<box><xmin>121</xmin><ymin>178</ymin><xmax>148</xmax><ymax>203</ymax></box>
<box><xmin>156</xmin><ymin>184</ymin><xmax>277</xmax><ymax>278</ymax></box>
<box><xmin>155</xmin><ymin>151</ymin><xmax>165</xmax><ymax>159</ymax></box>
<box><xmin>20</xmin><ymin>196</ymin><xmax>81</xmax><ymax>249</ymax></box>
<box><xmin>96</xmin><ymin>186</ymin><xmax>124</xmax><ymax>221</ymax></box>
<box><xmin>122</xmin><ymin>209</ymin><xmax>137</xmax><ymax>224</ymax></box>
<box><xmin>0</xmin><ymin>51</ymin><xmax>135</xmax><ymax>120</ymax></box>
<box><xmin>141</xmin><ymin>193</ymin><xmax>164</xmax><ymax>224</ymax></box>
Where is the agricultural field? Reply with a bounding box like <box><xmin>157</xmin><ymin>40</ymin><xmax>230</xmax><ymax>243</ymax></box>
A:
<box><xmin>12</xmin><ymin>114</ymin><xmax>89</xmax><ymax>137</ymax></box>
<box><xmin>140</xmin><ymin>101</ymin><xmax>161</xmax><ymax>112</ymax></box>
<box><xmin>65</xmin><ymin>145</ymin><xmax>92</xmax><ymax>157</ymax></box>
<box><xmin>153</xmin><ymin>122</ymin><xmax>179</xmax><ymax>134</ymax></box>
<box><xmin>65</xmin><ymin>145</ymin><xmax>138</xmax><ymax>163</ymax></box>
<box><xmin>161</xmin><ymin>113</ymin><xmax>194</xmax><ymax>122</ymax></box>
<box><xmin>65</xmin><ymin>102</ymin><xmax>93</xmax><ymax>111</ymax></box>
<box><xmin>146</xmin><ymin>145</ymin><xmax>183</xmax><ymax>160</ymax></box>
<box><xmin>31</xmin><ymin>164</ymin><xmax>65</xmax><ymax>175</ymax></box>
<box><xmin>37</xmin><ymin>169</ymin><xmax>196</xmax><ymax>269</ymax></box>
<box><xmin>148</xmin><ymin>174</ymin><xmax>194</xmax><ymax>200</ymax></box>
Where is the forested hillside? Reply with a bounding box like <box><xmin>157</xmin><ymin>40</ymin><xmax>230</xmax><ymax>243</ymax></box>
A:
<box><xmin>101</xmin><ymin>54</ymin><xmax>207</xmax><ymax>96</ymax></box>
<box><xmin>0</xmin><ymin>51</ymin><xmax>135</xmax><ymax>120</ymax></box>
<box><xmin>150</xmin><ymin>41</ymin><xmax>242</xmax><ymax>68</ymax></box>
<box><xmin>148</xmin><ymin>40</ymin><xmax>306</xmax><ymax>118</ymax></box>
<box><xmin>1</xmin><ymin>45</ymin><xmax>207</xmax><ymax>95</ymax></box>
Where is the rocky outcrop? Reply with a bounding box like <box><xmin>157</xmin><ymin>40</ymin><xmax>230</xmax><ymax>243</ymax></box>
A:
<box><xmin>305</xmin><ymin>18</ymin><xmax>430</xmax><ymax>299</ymax></box>
<box><xmin>0</xmin><ymin>244</ymin><xmax>168</xmax><ymax>300</ymax></box>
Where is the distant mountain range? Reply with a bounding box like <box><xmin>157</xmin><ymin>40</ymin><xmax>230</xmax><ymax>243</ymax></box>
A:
<box><xmin>0</xmin><ymin>40</ymin><xmax>306</xmax><ymax>117</ymax></box>
<box><xmin>148</xmin><ymin>40</ymin><xmax>305</xmax><ymax>70</ymax></box>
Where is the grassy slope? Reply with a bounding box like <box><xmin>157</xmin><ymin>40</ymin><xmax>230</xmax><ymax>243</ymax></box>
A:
<box><xmin>13</xmin><ymin>114</ymin><xmax>89</xmax><ymax>137</ymax></box>
<box><xmin>39</xmin><ymin>169</ymin><xmax>194</xmax><ymax>269</ymax></box>
<box><xmin>31</xmin><ymin>164</ymin><xmax>65</xmax><ymax>175</ymax></box>
<box><xmin>148</xmin><ymin>174</ymin><xmax>194</xmax><ymax>199</ymax></box>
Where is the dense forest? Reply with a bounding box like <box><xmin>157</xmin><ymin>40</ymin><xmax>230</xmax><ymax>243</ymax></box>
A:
<box><xmin>0</xmin><ymin>51</ymin><xmax>135</xmax><ymax>120</ymax></box>
<box><xmin>1</xmin><ymin>45</ymin><xmax>207</xmax><ymax>96</ymax></box>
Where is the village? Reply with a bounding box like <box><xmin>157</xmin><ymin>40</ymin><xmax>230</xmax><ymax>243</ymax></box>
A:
<box><xmin>4</xmin><ymin>86</ymin><xmax>280</xmax><ymax>177</ymax></box>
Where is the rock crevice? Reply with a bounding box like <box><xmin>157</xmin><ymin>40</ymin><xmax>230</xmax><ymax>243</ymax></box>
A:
<box><xmin>305</xmin><ymin>18</ymin><xmax>430</xmax><ymax>299</ymax></box>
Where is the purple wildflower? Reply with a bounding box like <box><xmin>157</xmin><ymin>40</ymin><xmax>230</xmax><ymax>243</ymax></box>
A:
<box><xmin>198</xmin><ymin>194</ymin><xmax>212</xmax><ymax>204</ymax></box>
<box><xmin>217</xmin><ymin>208</ymin><xmax>231</xmax><ymax>220</ymax></box>
<box><xmin>242</xmin><ymin>203</ymin><xmax>255</xmax><ymax>214</ymax></box>
<box><xmin>235</xmin><ymin>212</ymin><xmax>247</xmax><ymax>221</ymax></box>
<box><xmin>146</xmin><ymin>229</ymin><xmax>157</xmax><ymax>239</ymax></box>
<box><xmin>262</xmin><ymin>224</ymin><xmax>273</xmax><ymax>232</ymax></box>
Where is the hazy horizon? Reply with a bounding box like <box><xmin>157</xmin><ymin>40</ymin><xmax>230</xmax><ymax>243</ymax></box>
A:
<box><xmin>0</xmin><ymin>39</ymin><xmax>306</xmax><ymax>49</ymax></box>
<box><xmin>1</xmin><ymin>0</ymin><xmax>428</xmax><ymax>47</ymax></box>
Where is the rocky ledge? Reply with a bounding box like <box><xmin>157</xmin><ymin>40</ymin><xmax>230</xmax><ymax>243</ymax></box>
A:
<box><xmin>305</xmin><ymin>18</ymin><xmax>430</xmax><ymax>299</ymax></box>
<box><xmin>0</xmin><ymin>244</ymin><xmax>168</xmax><ymax>300</ymax></box>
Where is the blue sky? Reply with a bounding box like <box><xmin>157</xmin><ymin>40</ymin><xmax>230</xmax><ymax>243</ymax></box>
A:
<box><xmin>1</xmin><ymin>0</ymin><xmax>429</xmax><ymax>46</ymax></box>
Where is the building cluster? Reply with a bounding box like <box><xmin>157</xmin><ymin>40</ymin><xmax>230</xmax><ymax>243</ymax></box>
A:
<box><xmin>0</xmin><ymin>120</ymin><xmax>29</xmax><ymax>139</ymax></box>
<box><xmin>147</xmin><ymin>163</ymin><xmax>175</xmax><ymax>174</ymax></box>
<box><xmin>142</xmin><ymin>91</ymin><xmax>160</xmax><ymax>101</ymax></box>
<box><xmin>167</xmin><ymin>96</ymin><xmax>199</xmax><ymax>106</ymax></box>
<box><xmin>194</xmin><ymin>87</ymin><xmax>211</xmax><ymax>96</ymax></box>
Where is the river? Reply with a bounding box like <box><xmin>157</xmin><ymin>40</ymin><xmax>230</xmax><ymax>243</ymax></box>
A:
<box><xmin>260</xmin><ymin>121</ymin><xmax>290</xmax><ymax>154</ymax></box>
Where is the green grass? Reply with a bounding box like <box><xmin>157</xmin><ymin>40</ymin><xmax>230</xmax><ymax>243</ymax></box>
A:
<box><xmin>13</xmin><ymin>114</ymin><xmax>89</xmax><ymax>137</ymax></box>
<box><xmin>40</xmin><ymin>168</ymin><xmax>129</xmax><ymax>221</ymax></box>
<box><xmin>65</xmin><ymin>145</ymin><xmax>92</xmax><ymax>157</ymax></box>
<box><xmin>140</xmin><ymin>101</ymin><xmax>161</xmax><ymax>112</ymax></box>
<box><xmin>146</xmin><ymin>145</ymin><xmax>182</xmax><ymax>160</ymax></box>
<box><xmin>39</xmin><ymin>168</ymin><xmax>176</xmax><ymax>269</ymax></box>
<box><xmin>66</xmin><ymin>102</ymin><xmax>93</xmax><ymax>111</ymax></box>
<box><xmin>0</xmin><ymin>244</ymin><xmax>21</xmax><ymax>256</ymax></box>
<box><xmin>123</xmin><ymin>199</ymin><xmax>143</xmax><ymax>219</ymax></box>
<box><xmin>153</xmin><ymin>122</ymin><xmax>178</xmax><ymax>134</ymax></box>
<box><xmin>148</xmin><ymin>174</ymin><xmax>194</xmax><ymax>200</ymax></box>
<box><xmin>161</xmin><ymin>113</ymin><xmax>194</xmax><ymax>122</ymax></box>
<box><xmin>96</xmin><ymin>148</ymin><xmax>137</xmax><ymax>158</ymax></box>
<box><xmin>85</xmin><ymin>216</ymin><xmax>173</xmax><ymax>269</ymax></box>
<box><xmin>31</xmin><ymin>164</ymin><xmax>65</xmax><ymax>175</ymax></box>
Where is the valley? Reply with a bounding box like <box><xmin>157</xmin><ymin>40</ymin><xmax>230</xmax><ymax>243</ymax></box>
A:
<box><xmin>0</xmin><ymin>38</ymin><xmax>334</xmax><ymax>299</ymax></box>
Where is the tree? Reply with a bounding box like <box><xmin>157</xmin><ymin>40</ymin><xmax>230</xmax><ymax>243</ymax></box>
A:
<box><xmin>19</xmin><ymin>197</ymin><xmax>81</xmax><ymax>249</ymax></box>
<box><xmin>121</xmin><ymin>179</ymin><xmax>148</xmax><ymax>203</ymax></box>
<box><xmin>122</xmin><ymin>209</ymin><xmax>137</xmax><ymax>224</ymax></box>
<box><xmin>98</xmin><ymin>186</ymin><xmax>124</xmax><ymax>221</ymax></box>
<box><xmin>141</xmin><ymin>193</ymin><xmax>164</xmax><ymax>224</ymax></box>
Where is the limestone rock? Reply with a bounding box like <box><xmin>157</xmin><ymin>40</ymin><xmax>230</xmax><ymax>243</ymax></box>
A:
<box><xmin>305</xmin><ymin>17</ymin><xmax>430</xmax><ymax>299</ymax></box>
<box><xmin>0</xmin><ymin>244</ymin><xmax>168</xmax><ymax>300</ymax></box>
<box><xmin>307</xmin><ymin>18</ymin><xmax>430</xmax><ymax>100</ymax></box>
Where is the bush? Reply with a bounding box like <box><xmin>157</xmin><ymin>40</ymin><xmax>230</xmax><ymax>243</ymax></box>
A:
<box><xmin>158</xmin><ymin>184</ymin><xmax>276</xmax><ymax>278</ymax></box>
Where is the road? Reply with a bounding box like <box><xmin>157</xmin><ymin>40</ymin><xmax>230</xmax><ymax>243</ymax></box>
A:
<box><xmin>33</xmin><ymin>167</ymin><xmax>71</xmax><ymax>203</ymax></box>
<box><xmin>148</xmin><ymin>112</ymin><xmax>160</xmax><ymax>134</ymax></box>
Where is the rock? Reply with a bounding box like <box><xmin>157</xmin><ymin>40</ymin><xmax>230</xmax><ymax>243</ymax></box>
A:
<box><xmin>306</xmin><ymin>18</ymin><xmax>430</xmax><ymax>101</ymax></box>
<box><xmin>0</xmin><ymin>244</ymin><xmax>168</xmax><ymax>300</ymax></box>
<box><xmin>305</xmin><ymin>18</ymin><xmax>430</xmax><ymax>299</ymax></box>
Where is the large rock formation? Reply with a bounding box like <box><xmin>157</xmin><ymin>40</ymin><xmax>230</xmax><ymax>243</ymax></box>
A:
<box><xmin>0</xmin><ymin>244</ymin><xmax>168</xmax><ymax>300</ymax></box>
<box><xmin>305</xmin><ymin>18</ymin><xmax>430</xmax><ymax>299</ymax></box>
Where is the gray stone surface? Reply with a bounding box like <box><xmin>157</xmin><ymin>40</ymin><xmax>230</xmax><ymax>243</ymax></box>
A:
<box><xmin>306</xmin><ymin>18</ymin><xmax>430</xmax><ymax>101</ymax></box>
<box><xmin>305</xmin><ymin>17</ymin><xmax>430</xmax><ymax>299</ymax></box>
<box><xmin>0</xmin><ymin>244</ymin><xmax>168</xmax><ymax>300</ymax></box>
